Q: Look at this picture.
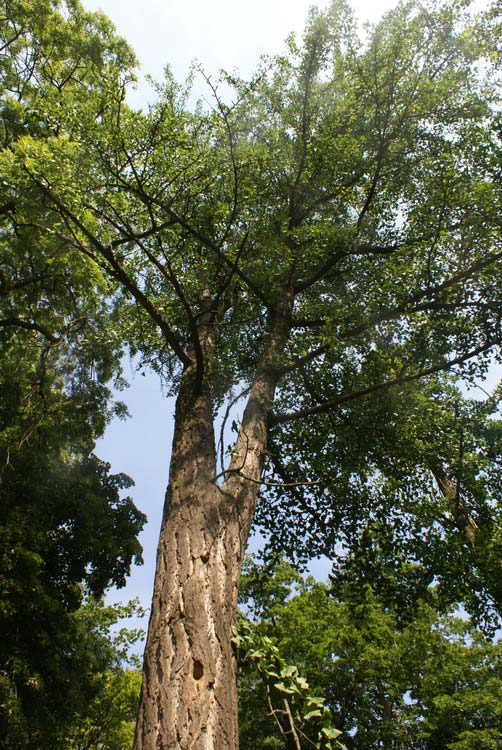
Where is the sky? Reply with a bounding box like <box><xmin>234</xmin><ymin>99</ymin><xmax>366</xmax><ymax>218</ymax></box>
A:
<box><xmin>84</xmin><ymin>0</ymin><xmax>401</xmax><ymax>109</ymax></box>
<box><xmin>82</xmin><ymin>0</ymin><xmax>452</xmax><ymax>612</ymax></box>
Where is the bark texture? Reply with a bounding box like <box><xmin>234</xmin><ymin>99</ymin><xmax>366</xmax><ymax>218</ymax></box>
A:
<box><xmin>134</xmin><ymin>375</ymin><xmax>245</xmax><ymax>749</ymax></box>
<box><xmin>134</xmin><ymin>292</ymin><xmax>294</xmax><ymax>750</ymax></box>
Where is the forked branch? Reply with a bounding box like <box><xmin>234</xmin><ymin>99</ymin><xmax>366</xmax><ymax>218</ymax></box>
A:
<box><xmin>27</xmin><ymin>173</ymin><xmax>193</xmax><ymax>368</ymax></box>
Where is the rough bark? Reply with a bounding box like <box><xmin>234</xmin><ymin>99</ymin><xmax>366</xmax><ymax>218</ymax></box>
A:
<box><xmin>134</xmin><ymin>289</ymin><xmax>294</xmax><ymax>750</ymax></box>
<box><xmin>134</xmin><ymin>369</ymin><xmax>244</xmax><ymax>749</ymax></box>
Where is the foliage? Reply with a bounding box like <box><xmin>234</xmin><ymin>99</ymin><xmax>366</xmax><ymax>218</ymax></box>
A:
<box><xmin>0</xmin><ymin>6</ymin><xmax>147</xmax><ymax>746</ymax></box>
<box><xmin>0</xmin><ymin>595</ymin><xmax>145</xmax><ymax>750</ymax></box>
<box><xmin>0</xmin><ymin>311</ymin><xmax>145</xmax><ymax>749</ymax></box>
<box><xmin>4</xmin><ymin>0</ymin><xmax>500</xmax><ymax>390</ymax></box>
<box><xmin>67</xmin><ymin>668</ymin><xmax>142</xmax><ymax>750</ymax></box>
<box><xmin>0</xmin><ymin>439</ymin><xmax>145</xmax><ymax>749</ymax></box>
<box><xmin>0</xmin><ymin>0</ymin><xmax>134</xmax><ymax>413</ymax></box>
<box><xmin>237</xmin><ymin>558</ymin><xmax>502</xmax><ymax>750</ymax></box>
<box><xmin>65</xmin><ymin>598</ymin><xmax>145</xmax><ymax>750</ymax></box>
<box><xmin>7</xmin><ymin>558</ymin><xmax>497</xmax><ymax>750</ymax></box>
<box><xmin>262</xmin><ymin>379</ymin><xmax>502</xmax><ymax>631</ymax></box>
<box><xmin>233</xmin><ymin>617</ymin><xmax>346</xmax><ymax>750</ymax></box>
<box><xmin>1</xmin><ymin>0</ymin><xmax>502</xmax><ymax>744</ymax></box>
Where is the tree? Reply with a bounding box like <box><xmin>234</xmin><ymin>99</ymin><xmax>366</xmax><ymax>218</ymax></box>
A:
<box><xmin>57</xmin><ymin>569</ymin><xmax>502</xmax><ymax>750</ymax></box>
<box><xmin>0</xmin><ymin>372</ymin><xmax>146</xmax><ymax>750</ymax></box>
<box><xmin>237</xmin><ymin>559</ymin><xmax>502</xmax><ymax>750</ymax></box>
<box><xmin>67</xmin><ymin>669</ymin><xmax>143</xmax><ymax>750</ymax></box>
<box><xmin>0</xmin><ymin>5</ymin><xmax>145</xmax><ymax>743</ymax></box>
<box><xmin>2</xmin><ymin>0</ymin><xmax>501</xmax><ymax>747</ymax></box>
<box><xmin>0</xmin><ymin>274</ymin><xmax>145</xmax><ymax>746</ymax></box>
<box><xmin>0</xmin><ymin>595</ymin><xmax>145</xmax><ymax>750</ymax></box>
<box><xmin>65</xmin><ymin>598</ymin><xmax>145</xmax><ymax>750</ymax></box>
<box><xmin>0</xmin><ymin>234</ymin><xmax>146</xmax><ymax>750</ymax></box>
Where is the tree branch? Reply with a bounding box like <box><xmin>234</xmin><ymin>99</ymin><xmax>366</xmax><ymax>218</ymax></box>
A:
<box><xmin>27</xmin><ymin>172</ymin><xmax>193</xmax><ymax>368</ymax></box>
<box><xmin>294</xmin><ymin>242</ymin><xmax>399</xmax><ymax>295</ymax></box>
<box><xmin>272</xmin><ymin>342</ymin><xmax>497</xmax><ymax>424</ymax></box>
<box><xmin>0</xmin><ymin>316</ymin><xmax>59</xmax><ymax>343</ymax></box>
<box><xmin>114</xmin><ymin>176</ymin><xmax>272</xmax><ymax>310</ymax></box>
<box><xmin>283</xmin><ymin>258</ymin><xmax>502</xmax><ymax>376</ymax></box>
<box><xmin>198</xmin><ymin>67</ymin><xmax>241</xmax><ymax>245</ymax></box>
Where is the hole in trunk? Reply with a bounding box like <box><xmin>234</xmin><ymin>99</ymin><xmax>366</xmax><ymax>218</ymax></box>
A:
<box><xmin>193</xmin><ymin>659</ymin><xmax>204</xmax><ymax>680</ymax></box>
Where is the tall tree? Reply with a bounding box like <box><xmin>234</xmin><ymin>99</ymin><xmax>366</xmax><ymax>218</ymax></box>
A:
<box><xmin>2</xmin><ymin>0</ymin><xmax>501</xmax><ymax>747</ymax></box>
<box><xmin>0</xmin><ymin>297</ymin><xmax>146</xmax><ymax>749</ymax></box>
<box><xmin>65</xmin><ymin>598</ymin><xmax>145</xmax><ymax>750</ymax></box>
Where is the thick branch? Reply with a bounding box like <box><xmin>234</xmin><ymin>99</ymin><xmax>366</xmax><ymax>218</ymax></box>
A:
<box><xmin>281</xmin><ymin>344</ymin><xmax>329</xmax><ymax>375</ymax></box>
<box><xmin>162</xmin><ymin>202</ymin><xmax>272</xmax><ymax>309</ymax></box>
<box><xmin>295</xmin><ymin>242</ymin><xmax>399</xmax><ymax>294</ymax></box>
<box><xmin>341</xmin><ymin>297</ymin><xmax>501</xmax><ymax>343</ymax></box>
<box><xmin>0</xmin><ymin>316</ymin><xmax>59</xmax><ymax>343</ymax></box>
<box><xmin>431</xmin><ymin>463</ymin><xmax>478</xmax><ymax>546</ymax></box>
<box><xmin>27</xmin><ymin>173</ymin><xmax>192</xmax><ymax>367</ymax></box>
<box><xmin>357</xmin><ymin>141</ymin><xmax>385</xmax><ymax>230</ymax></box>
<box><xmin>272</xmin><ymin>342</ymin><xmax>497</xmax><ymax>424</ymax></box>
<box><xmin>0</xmin><ymin>271</ymin><xmax>50</xmax><ymax>296</ymax></box>
<box><xmin>221</xmin><ymin>284</ymin><xmax>295</xmax><ymax>530</ymax></box>
<box><xmin>109</xmin><ymin>217</ymin><xmax>175</xmax><ymax>249</ymax></box>
<box><xmin>92</xmin><ymin>198</ymin><xmax>205</xmax><ymax>382</ymax></box>
<box><xmin>294</xmin><ymin>248</ymin><xmax>347</xmax><ymax>294</ymax></box>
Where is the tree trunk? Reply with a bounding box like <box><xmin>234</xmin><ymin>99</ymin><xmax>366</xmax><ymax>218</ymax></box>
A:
<box><xmin>134</xmin><ymin>371</ymin><xmax>251</xmax><ymax>749</ymax></box>
<box><xmin>134</xmin><ymin>290</ymin><xmax>294</xmax><ymax>750</ymax></box>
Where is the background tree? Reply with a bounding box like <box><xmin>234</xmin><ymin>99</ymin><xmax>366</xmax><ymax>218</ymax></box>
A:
<box><xmin>262</xmin><ymin>379</ymin><xmax>502</xmax><ymax>631</ymax></box>
<box><xmin>0</xmin><ymin>363</ymin><xmax>146</xmax><ymax>750</ymax></box>
<box><xmin>1</xmin><ymin>0</ymin><xmax>501</xmax><ymax>747</ymax></box>
<box><xmin>65</xmin><ymin>598</ymin><xmax>145</xmax><ymax>750</ymax></box>
<box><xmin>53</xmin><ymin>564</ymin><xmax>502</xmax><ymax>750</ymax></box>
<box><xmin>238</xmin><ymin>558</ymin><xmax>502</xmax><ymax>750</ymax></box>
<box><xmin>0</xmin><ymin>595</ymin><xmax>145</xmax><ymax>750</ymax></box>
<box><xmin>0</xmin><ymin>4</ymin><xmax>145</xmax><ymax>746</ymax></box>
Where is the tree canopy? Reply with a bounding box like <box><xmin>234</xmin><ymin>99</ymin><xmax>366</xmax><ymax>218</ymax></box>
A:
<box><xmin>1</xmin><ymin>0</ymin><xmax>501</xmax><ymax>747</ymax></box>
<box><xmin>0</xmin><ymin>3</ymin><xmax>146</xmax><ymax>745</ymax></box>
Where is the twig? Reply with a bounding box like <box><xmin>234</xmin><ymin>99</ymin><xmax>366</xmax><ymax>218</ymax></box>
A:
<box><xmin>215</xmin><ymin>466</ymin><xmax>322</xmax><ymax>488</ymax></box>
<box><xmin>217</xmin><ymin>386</ymin><xmax>251</xmax><ymax>472</ymax></box>
<box><xmin>212</xmin><ymin>427</ymin><xmax>250</xmax><ymax>483</ymax></box>
<box><xmin>283</xmin><ymin>698</ymin><xmax>302</xmax><ymax>750</ymax></box>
